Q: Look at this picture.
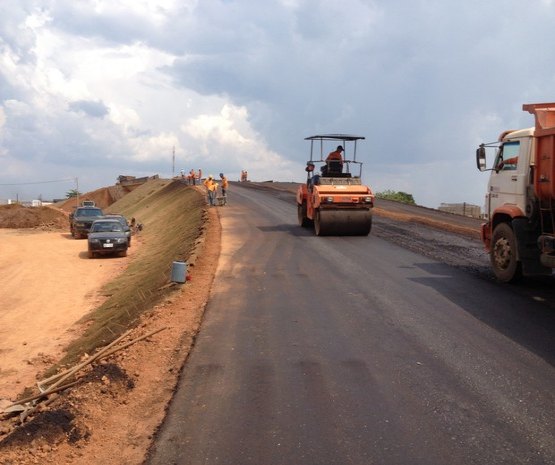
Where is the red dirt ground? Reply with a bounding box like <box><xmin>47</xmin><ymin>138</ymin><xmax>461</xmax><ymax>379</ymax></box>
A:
<box><xmin>0</xmin><ymin>197</ymin><xmax>221</xmax><ymax>465</ymax></box>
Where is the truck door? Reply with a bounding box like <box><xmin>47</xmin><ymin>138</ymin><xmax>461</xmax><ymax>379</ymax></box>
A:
<box><xmin>487</xmin><ymin>140</ymin><xmax>527</xmax><ymax>218</ymax></box>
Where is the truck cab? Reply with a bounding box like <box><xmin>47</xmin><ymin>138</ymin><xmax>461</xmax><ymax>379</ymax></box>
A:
<box><xmin>482</xmin><ymin>128</ymin><xmax>533</xmax><ymax>224</ymax></box>
<box><xmin>476</xmin><ymin>103</ymin><xmax>555</xmax><ymax>282</ymax></box>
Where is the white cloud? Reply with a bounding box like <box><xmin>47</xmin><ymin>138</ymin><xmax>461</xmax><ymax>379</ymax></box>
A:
<box><xmin>2</xmin><ymin>0</ymin><xmax>555</xmax><ymax>204</ymax></box>
<box><xmin>182</xmin><ymin>103</ymin><xmax>296</xmax><ymax>178</ymax></box>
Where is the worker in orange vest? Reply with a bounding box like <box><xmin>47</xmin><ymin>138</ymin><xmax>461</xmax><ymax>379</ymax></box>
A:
<box><xmin>325</xmin><ymin>145</ymin><xmax>344</xmax><ymax>174</ymax></box>
<box><xmin>203</xmin><ymin>175</ymin><xmax>218</xmax><ymax>206</ymax></box>
<box><xmin>219</xmin><ymin>173</ymin><xmax>228</xmax><ymax>205</ymax></box>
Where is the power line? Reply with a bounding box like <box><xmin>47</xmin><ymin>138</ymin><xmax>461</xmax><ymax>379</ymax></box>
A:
<box><xmin>0</xmin><ymin>178</ymin><xmax>75</xmax><ymax>186</ymax></box>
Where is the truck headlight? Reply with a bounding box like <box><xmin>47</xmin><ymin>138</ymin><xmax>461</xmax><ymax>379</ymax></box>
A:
<box><xmin>326</xmin><ymin>197</ymin><xmax>334</xmax><ymax>203</ymax></box>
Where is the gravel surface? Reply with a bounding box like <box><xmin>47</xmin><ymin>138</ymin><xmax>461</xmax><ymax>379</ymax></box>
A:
<box><xmin>372</xmin><ymin>215</ymin><xmax>492</xmax><ymax>279</ymax></box>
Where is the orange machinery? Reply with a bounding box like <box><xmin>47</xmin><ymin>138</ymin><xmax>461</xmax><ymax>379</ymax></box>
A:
<box><xmin>296</xmin><ymin>134</ymin><xmax>374</xmax><ymax>236</ymax></box>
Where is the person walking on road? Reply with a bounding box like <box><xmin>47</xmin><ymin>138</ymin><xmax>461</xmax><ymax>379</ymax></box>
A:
<box><xmin>219</xmin><ymin>173</ymin><xmax>228</xmax><ymax>204</ymax></box>
<box><xmin>203</xmin><ymin>175</ymin><xmax>218</xmax><ymax>206</ymax></box>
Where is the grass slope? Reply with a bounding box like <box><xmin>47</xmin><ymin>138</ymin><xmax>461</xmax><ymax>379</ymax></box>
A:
<box><xmin>59</xmin><ymin>179</ymin><xmax>206</xmax><ymax>366</ymax></box>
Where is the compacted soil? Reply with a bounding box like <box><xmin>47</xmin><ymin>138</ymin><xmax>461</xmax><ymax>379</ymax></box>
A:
<box><xmin>0</xmin><ymin>229</ymin><xmax>134</xmax><ymax>400</ymax></box>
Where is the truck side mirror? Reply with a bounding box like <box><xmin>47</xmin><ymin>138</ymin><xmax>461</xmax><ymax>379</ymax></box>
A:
<box><xmin>476</xmin><ymin>145</ymin><xmax>487</xmax><ymax>171</ymax></box>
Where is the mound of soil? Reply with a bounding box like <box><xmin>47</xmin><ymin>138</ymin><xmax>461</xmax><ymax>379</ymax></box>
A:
<box><xmin>57</xmin><ymin>185</ymin><xmax>128</xmax><ymax>213</ymax></box>
<box><xmin>0</xmin><ymin>204</ymin><xmax>69</xmax><ymax>230</ymax></box>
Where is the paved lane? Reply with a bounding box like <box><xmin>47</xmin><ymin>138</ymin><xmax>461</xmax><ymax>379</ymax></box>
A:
<box><xmin>148</xmin><ymin>184</ymin><xmax>555</xmax><ymax>465</ymax></box>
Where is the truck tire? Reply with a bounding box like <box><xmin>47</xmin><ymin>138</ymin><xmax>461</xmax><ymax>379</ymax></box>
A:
<box><xmin>491</xmin><ymin>222</ymin><xmax>522</xmax><ymax>282</ymax></box>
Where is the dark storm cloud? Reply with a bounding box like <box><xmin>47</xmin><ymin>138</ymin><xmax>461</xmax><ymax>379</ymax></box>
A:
<box><xmin>3</xmin><ymin>0</ymin><xmax>555</xmax><ymax>206</ymax></box>
<box><xmin>69</xmin><ymin>100</ymin><xmax>110</xmax><ymax>118</ymax></box>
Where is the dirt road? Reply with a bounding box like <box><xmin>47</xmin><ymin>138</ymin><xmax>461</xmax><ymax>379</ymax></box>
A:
<box><xmin>0</xmin><ymin>229</ymin><xmax>133</xmax><ymax>400</ymax></box>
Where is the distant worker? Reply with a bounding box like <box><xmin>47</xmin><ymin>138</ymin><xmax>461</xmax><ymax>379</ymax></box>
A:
<box><xmin>204</xmin><ymin>175</ymin><xmax>218</xmax><ymax>206</ymax></box>
<box><xmin>198</xmin><ymin>168</ymin><xmax>202</xmax><ymax>182</ymax></box>
<box><xmin>189</xmin><ymin>168</ymin><xmax>196</xmax><ymax>185</ymax></box>
<box><xmin>219</xmin><ymin>173</ymin><xmax>229</xmax><ymax>204</ymax></box>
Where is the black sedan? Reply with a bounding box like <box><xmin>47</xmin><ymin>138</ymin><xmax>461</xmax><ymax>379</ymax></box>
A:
<box><xmin>87</xmin><ymin>219</ymin><xmax>129</xmax><ymax>258</ymax></box>
<box><xmin>104</xmin><ymin>214</ymin><xmax>132</xmax><ymax>246</ymax></box>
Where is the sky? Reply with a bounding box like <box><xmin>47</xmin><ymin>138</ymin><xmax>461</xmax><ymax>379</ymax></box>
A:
<box><xmin>1</xmin><ymin>0</ymin><xmax>555</xmax><ymax>208</ymax></box>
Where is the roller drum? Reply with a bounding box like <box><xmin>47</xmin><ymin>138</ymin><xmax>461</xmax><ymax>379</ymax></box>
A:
<box><xmin>315</xmin><ymin>209</ymin><xmax>372</xmax><ymax>236</ymax></box>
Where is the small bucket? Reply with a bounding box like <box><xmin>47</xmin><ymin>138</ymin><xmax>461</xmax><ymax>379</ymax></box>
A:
<box><xmin>171</xmin><ymin>261</ymin><xmax>187</xmax><ymax>283</ymax></box>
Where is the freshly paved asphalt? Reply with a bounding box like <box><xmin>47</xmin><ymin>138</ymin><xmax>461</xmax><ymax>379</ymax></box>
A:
<box><xmin>147</xmin><ymin>184</ymin><xmax>555</xmax><ymax>465</ymax></box>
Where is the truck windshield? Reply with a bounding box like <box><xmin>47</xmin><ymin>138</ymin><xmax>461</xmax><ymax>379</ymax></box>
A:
<box><xmin>76</xmin><ymin>209</ymin><xmax>102</xmax><ymax>217</ymax></box>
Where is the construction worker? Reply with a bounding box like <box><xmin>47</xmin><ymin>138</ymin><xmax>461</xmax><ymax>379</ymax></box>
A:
<box><xmin>326</xmin><ymin>145</ymin><xmax>344</xmax><ymax>163</ymax></box>
<box><xmin>204</xmin><ymin>175</ymin><xmax>218</xmax><ymax>206</ymax></box>
<box><xmin>219</xmin><ymin>173</ymin><xmax>228</xmax><ymax>198</ymax></box>
<box><xmin>189</xmin><ymin>168</ymin><xmax>196</xmax><ymax>185</ymax></box>
<box><xmin>220</xmin><ymin>173</ymin><xmax>229</xmax><ymax>205</ymax></box>
<box><xmin>325</xmin><ymin>145</ymin><xmax>344</xmax><ymax>174</ymax></box>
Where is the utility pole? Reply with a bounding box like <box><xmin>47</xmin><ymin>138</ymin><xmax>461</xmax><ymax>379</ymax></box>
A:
<box><xmin>75</xmin><ymin>177</ymin><xmax>79</xmax><ymax>206</ymax></box>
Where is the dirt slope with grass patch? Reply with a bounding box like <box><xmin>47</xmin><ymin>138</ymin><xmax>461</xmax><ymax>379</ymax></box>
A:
<box><xmin>0</xmin><ymin>180</ymin><xmax>217</xmax><ymax>465</ymax></box>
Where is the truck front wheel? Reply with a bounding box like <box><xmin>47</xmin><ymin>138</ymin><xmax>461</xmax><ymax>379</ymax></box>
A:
<box><xmin>491</xmin><ymin>222</ymin><xmax>522</xmax><ymax>282</ymax></box>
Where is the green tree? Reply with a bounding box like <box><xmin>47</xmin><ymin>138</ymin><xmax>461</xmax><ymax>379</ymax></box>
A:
<box><xmin>376</xmin><ymin>189</ymin><xmax>416</xmax><ymax>205</ymax></box>
<box><xmin>66</xmin><ymin>189</ymin><xmax>82</xmax><ymax>199</ymax></box>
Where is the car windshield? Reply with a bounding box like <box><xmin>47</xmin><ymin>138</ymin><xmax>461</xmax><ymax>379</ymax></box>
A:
<box><xmin>76</xmin><ymin>209</ymin><xmax>102</xmax><ymax>217</ymax></box>
<box><xmin>91</xmin><ymin>222</ymin><xmax>123</xmax><ymax>232</ymax></box>
<box><xmin>107</xmin><ymin>216</ymin><xmax>126</xmax><ymax>226</ymax></box>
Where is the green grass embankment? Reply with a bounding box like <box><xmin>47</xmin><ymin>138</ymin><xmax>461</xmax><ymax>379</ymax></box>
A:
<box><xmin>59</xmin><ymin>179</ymin><xmax>206</xmax><ymax>366</ymax></box>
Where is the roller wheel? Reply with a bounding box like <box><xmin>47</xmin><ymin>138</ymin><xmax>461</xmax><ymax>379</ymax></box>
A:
<box><xmin>491</xmin><ymin>222</ymin><xmax>522</xmax><ymax>282</ymax></box>
<box><xmin>314</xmin><ymin>209</ymin><xmax>371</xmax><ymax>236</ymax></box>
<box><xmin>314</xmin><ymin>210</ymin><xmax>325</xmax><ymax>236</ymax></box>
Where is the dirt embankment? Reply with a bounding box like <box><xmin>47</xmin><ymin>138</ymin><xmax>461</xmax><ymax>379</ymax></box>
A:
<box><xmin>0</xmin><ymin>204</ymin><xmax>69</xmax><ymax>230</ymax></box>
<box><xmin>0</xmin><ymin>183</ymin><xmax>220</xmax><ymax>465</ymax></box>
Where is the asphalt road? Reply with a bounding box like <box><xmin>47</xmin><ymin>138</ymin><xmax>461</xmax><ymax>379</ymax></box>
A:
<box><xmin>147</xmin><ymin>184</ymin><xmax>555</xmax><ymax>465</ymax></box>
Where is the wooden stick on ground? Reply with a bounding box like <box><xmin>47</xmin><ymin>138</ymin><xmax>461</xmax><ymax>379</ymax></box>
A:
<box><xmin>6</xmin><ymin>326</ymin><xmax>167</xmax><ymax>411</ymax></box>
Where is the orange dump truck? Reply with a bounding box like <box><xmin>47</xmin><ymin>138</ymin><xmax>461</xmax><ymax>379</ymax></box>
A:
<box><xmin>296</xmin><ymin>134</ymin><xmax>374</xmax><ymax>236</ymax></box>
<box><xmin>476</xmin><ymin>103</ymin><xmax>555</xmax><ymax>281</ymax></box>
